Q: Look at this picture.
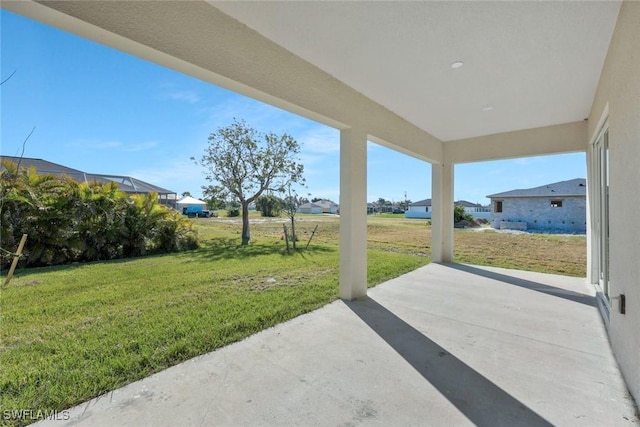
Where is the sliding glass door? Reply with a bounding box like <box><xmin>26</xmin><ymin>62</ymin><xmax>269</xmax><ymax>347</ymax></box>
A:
<box><xmin>592</xmin><ymin>125</ymin><xmax>610</xmax><ymax>300</ymax></box>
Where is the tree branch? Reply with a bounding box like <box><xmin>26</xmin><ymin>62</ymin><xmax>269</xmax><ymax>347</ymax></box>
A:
<box><xmin>0</xmin><ymin>69</ymin><xmax>17</xmax><ymax>86</ymax></box>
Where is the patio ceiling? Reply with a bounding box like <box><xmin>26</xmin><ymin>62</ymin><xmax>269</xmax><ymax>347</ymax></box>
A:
<box><xmin>4</xmin><ymin>1</ymin><xmax>621</xmax><ymax>161</ymax></box>
<box><xmin>212</xmin><ymin>1</ymin><xmax>621</xmax><ymax>142</ymax></box>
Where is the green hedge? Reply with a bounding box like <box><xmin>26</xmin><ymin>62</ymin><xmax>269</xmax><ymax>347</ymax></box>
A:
<box><xmin>1</xmin><ymin>161</ymin><xmax>198</xmax><ymax>268</ymax></box>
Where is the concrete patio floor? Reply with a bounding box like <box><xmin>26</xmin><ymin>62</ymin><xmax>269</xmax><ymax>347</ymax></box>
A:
<box><xmin>39</xmin><ymin>263</ymin><xmax>638</xmax><ymax>426</ymax></box>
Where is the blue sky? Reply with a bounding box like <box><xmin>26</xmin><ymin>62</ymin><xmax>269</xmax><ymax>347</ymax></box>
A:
<box><xmin>1</xmin><ymin>10</ymin><xmax>586</xmax><ymax>205</ymax></box>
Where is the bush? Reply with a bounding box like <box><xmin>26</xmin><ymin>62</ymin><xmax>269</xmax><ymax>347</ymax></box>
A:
<box><xmin>0</xmin><ymin>161</ymin><xmax>198</xmax><ymax>269</ymax></box>
<box><xmin>226</xmin><ymin>201</ymin><xmax>241</xmax><ymax>217</ymax></box>
<box><xmin>454</xmin><ymin>205</ymin><xmax>475</xmax><ymax>223</ymax></box>
<box><xmin>255</xmin><ymin>194</ymin><xmax>283</xmax><ymax>217</ymax></box>
<box><xmin>453</xmin><ymin>205</ymin><xmax>478</xmax><ymax>228</ymax></box>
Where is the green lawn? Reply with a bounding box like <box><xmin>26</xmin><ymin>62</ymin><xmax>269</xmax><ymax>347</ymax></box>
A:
<box><xmin>0</xmin><ymin>217</ymin><xmax>427</xmax><ymax>426</ymax></box>
<box><xmin>0</xmin><ymin>216</ymin><xmax>586</xmax><ymax>426</ymax></box>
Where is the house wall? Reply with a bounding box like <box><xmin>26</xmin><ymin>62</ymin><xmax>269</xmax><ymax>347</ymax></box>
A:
<box><xmin>470</xmin><ymin>212</ymin><xmax>492</xmax><ymax>221</ymax></box>
<box><xmin>490</xmin><ymin>197</ymin><xmax>586</xmax><ymax>232</ymax></box>
<box><xmin>588</xmin><ymin>0</ymin><xmax>640</xmax><ymax>403</ymax></box>
<box><xmin>176</xmin><ymin>203</ymin><xmax>204</xmax><ymax>214</ymax></box>
<box><xmin>463</xmin><ymin>206</ymin><xmax>492</xmax><ymax>220</ymax></box>
<box><xmin>406</xmin><ymin>206</ymin><xmax>490</xmax><ymax>220</ymax></box>
<box><xmin>405</xmin><ymin>205</ymin><xmax>431</xmax><ymax>219</ymax></box>
<box><xmin>298</xmin><ymin>206</ymin><xmax>322</xmax><ymax>214</ymax></box>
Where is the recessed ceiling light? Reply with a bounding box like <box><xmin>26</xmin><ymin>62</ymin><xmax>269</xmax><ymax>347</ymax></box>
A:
<box><xmin>482</xmin><ymin>106</ymin><xmax>495</xmax><ymax>112</ymax></box>
<box><xmin>450</xmin><ymin>61</ymin><xmax>464</xmax><ymax>69</ymax></box>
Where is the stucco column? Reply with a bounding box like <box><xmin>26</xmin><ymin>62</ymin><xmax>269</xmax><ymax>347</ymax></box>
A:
<box><xmin>339</xmin><ymin>128</ymin><xmax>368</xmax><ymax>300</ymax></box>
<box><xmin>585</xmin><ymin>148</ymin><xmax>596</xmax><ymax>284</ymax></box>
<box><xmin>431</xmin><ymin>163</ymin><xmax>454</xmax><ymax>263</ymax></box>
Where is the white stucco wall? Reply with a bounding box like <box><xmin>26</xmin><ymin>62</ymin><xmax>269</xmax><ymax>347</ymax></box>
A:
<box><xmin>470</xmin><ymin>212</ymin><xmax>492</xmax><ymax>221</ymax></box>
<box><xmin>405</xmin><ymin>205</ymin><xmax>431</xmax><ymax>219</ymax></box>
<box><xmin>298</xmin><ymin>206</ymin><xmax>322</xmax><ymax>214</ymax></box>
<box><xmin>588</xmin><ymin>0</ymin><xmax>640</xmax><ymax>405</ymax></box>
<box><xmin>490</xmin><ymin>197</ymin><xmax>586</xmax><ymax>233</ymax></box>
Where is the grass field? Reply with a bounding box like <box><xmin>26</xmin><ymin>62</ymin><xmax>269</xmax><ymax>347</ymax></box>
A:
<box><xmin>0</xmin><ymin>215</ymin><xmax>585</xmax><ymax>426</ymax></box>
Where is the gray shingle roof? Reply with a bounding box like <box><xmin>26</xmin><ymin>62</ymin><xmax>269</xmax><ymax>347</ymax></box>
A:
<box><xmin>1</xmin><ymin>156</ymin><xmax>85</xmax><ymax>175</ymax></box>
<box><xmin>454</xmin><ymin>200</ymin><xmax>484</xmax><ymax>208</ymax></box>
<box><xmin>1</xmin><ymin>156</ymin><xmax>174</xmax><ymax>194</ymax></box>
<box><xmin>315</xmin><ymin>200</ymin><xmax>338</xmax><ymax>208</ymax></box>
<box><xmin>487</xmin><ymin>178</ymin><xmax>586</xmax><ymax>198</ymax></box>
<box><xmin>410</xmin><ymin>198</ymin><xmax>432</xmax><ymax>207</ymax></box>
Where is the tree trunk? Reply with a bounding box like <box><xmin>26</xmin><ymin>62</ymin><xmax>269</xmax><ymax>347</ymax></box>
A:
<box><xmin>290</xmin><ymin>215</ymin><xmax>297</xmax><ymax>249</ymax></box>
<box><xmin>241</xmin><ymin>201</ymin><xmax>250</xmax><ymax>245</ymax></box>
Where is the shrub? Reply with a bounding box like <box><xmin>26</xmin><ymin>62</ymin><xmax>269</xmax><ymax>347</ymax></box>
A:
<box><xmin>0</xmin><ymin>161</ymin><xmax>198</xmax><ymax>269</ymax></box>
<box><xmin>226</xmin><ymin>201</ymin><xmax>241</xmax><ymax>217</ymax></box>
<box><xmin>454</xmin><ymin>205</ymin><xmax>475</xmax><ymax>223</ymax></box>
<box><xmin>255</xmin><ymin>194</ymin><xmax>283</xmax><ymax>217</ymax></box>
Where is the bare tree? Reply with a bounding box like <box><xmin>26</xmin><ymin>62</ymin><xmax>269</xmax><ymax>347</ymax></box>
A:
<box><xmin>283</xmin><ymin>187</ymin><xmax>306</xmax><ymax>250</ymax></box>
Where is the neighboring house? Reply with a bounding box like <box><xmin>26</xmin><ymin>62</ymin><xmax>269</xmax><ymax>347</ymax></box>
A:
<box><xmin>366</xmin><ymin>203</ymin><xmax>376</xmax><ymax>214</ymax></box>
<box><xmin>455</xmin><ymin>200</ymin><xmax>492</xmax><ymax>220</ymax></box>
<box><xmin>176</xmin><ymin>196</ymin><xmax>207</xmax><ymax>215</ymax></box>
<box><xmin>487</xmin><ymin>178</ymin><xmax>586</xmax><ymax>232</ymax></box>
<box><xmin>297</xmin><ymin>202</ymin><xmax>323</xmax><ymax>214</ymax></box>
<box><xmin>406</xmin><ymin>199</ymin><xmax>491</xmax><ymax>220</ymax></box>
<box><xmin>405</xmin><ymin>199</ymin><xmax>432</xmax><ymax>219</ymax></box>
<box><xmin>0</xmin><ymin>156</ymin><xmax>178</xmax><ymax>208</ymax></box>
<box><xmin>315</xmin><ymin>200</ymin><xmax>339</xmax><ymax>214</ymax></box>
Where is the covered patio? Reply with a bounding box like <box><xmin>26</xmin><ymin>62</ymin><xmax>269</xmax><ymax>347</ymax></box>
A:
<box><xmin>38</xmin><ymin>264</ymin><xmax>636</xmax><ymax>426</ymax></box>
<box><xmin>5</xmin><ymin>0</ymin><xmax>639</xmax><ymax>419</ymax></box>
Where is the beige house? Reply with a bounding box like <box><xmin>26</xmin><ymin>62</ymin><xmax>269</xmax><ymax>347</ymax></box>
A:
<box><xmin>5</xmin><ymin>0</ymin><xmax>638</xmax><ymax>409</ymax></box>
<box><xmin>297</xmin><ymin>202</ymin><xmax>323</xmax><ymax>215</ymax></box>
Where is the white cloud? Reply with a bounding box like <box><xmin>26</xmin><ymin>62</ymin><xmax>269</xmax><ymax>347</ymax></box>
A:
<box><xmin>94</xmin><ymin>141</ymin><xmax>122</xmax><ymax>149</ymax></box>
<box><xmin>70</xmin><ymin>139</ymin><xmax>158</xmax><ymax>153</ymax></box>
<box><xmin>513</xmin><ymin>157</ymin><xmax>533</xmax><ymax>166</ymax></box>
<box><xmin>167</xmin><ymin>90</ymin><xmax>200</xmax><ymax>104</ymax></box>
<box><xmin>128</xmin><ymin>158</ymin><xmax>206</xmax><ymax>196</ymax></box>
<box><xmin>157</xmin><ymin>80</ymin><xmax>202</xmax><ymax>104</ymax></box>
<box><xmin>201</xmin><ymin>96</ymin><xmax>290</xmax><ymax>132</ymax></box>
<box><xmin>298</xmin><ymin>127</ymin><xmax>339</xmax><ymax>155</ymax></box>
<box><xmin>122</xmin><ymin>141</ymin><xmax>159</xmax><ymax>152</ymax></box>
<box><xmin>307</xmin><ymin>187</ymin><xmax>340</xmax><ymax>202</ymax></box>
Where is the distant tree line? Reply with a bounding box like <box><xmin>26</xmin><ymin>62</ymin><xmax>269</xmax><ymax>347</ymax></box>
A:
<box><xmin>0</xmin><ymin>161</ymin><xmax>198</xmax><ymax>269</ymax></box>
<box><xmin>370</xmin><ymin>197</ymin><xmax>411</xmax><ymax>213</ymax></box>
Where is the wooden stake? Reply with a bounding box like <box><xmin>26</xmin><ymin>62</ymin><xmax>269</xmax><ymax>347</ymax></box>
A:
<box><xmin>306</xmin><ymin>225</ymin><xmax>318</xmax><ymax>249</ymax></box>
<box><xmin>4</xmin><ymin>234</ymin><xmax>27</xmax><ymax>286</ymax></box>
<box><xmin>282</xmin><ymin>224</ymin><xmax>290</xmax><ymax>252</ymax></box>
